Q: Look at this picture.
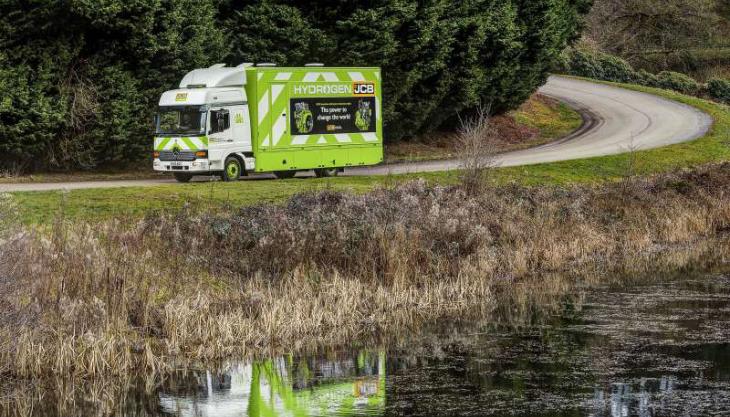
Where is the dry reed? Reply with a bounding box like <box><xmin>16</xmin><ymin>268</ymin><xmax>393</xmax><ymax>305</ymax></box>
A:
<box><xmin>1</xmin><ymin>164</ymin><xmax>729</xmax><ymax>382</ymax></box>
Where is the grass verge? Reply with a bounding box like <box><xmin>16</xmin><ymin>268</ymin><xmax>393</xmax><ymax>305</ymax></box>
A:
<box><xmin>489</xmin><ymin>80</ymin><xmax>730</xmax><ymax>185</ymax></box>
<box><xmin>0</xmin><ymin>162</ymin><xmax>163</xmax><ymax>184</ymax></box>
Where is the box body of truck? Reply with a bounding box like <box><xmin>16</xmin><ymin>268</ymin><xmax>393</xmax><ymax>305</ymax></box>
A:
<box><xmin>153</xmin><ymin>64</ymin><xmax>383</xmax><ymax>181</ymax></box>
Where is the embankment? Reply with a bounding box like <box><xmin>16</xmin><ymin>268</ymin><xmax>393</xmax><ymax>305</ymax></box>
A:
<box><xmin>1</xmin><ymin>164</ymin><xmax>729</xmax><ymax>380</ymax></box>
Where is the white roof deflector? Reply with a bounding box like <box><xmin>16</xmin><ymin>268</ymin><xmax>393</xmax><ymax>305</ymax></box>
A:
<box><xmin>179</xmin><ymin>65</ymin><xmax>247</xmax><ymax>88</ymax></box>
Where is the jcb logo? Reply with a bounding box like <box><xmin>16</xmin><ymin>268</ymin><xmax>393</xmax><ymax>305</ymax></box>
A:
<box><xmin>353</xmin><ymin>82</ymin><xmax>375</xmax><ymax>96</ymax></box>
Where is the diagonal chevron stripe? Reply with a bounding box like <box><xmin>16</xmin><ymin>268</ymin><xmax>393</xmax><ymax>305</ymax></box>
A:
<box><xmin>258</xmin><ymin>92</ymin><xmax>269</xmax><ymax>125</ymax></box>
<box><xmin>362</xmin><ymin>132</ymin><xmax>379</xmax><ymax>142</ymax></box>
<box><xmin>334</xmin><ymin>134</ymin><xmax>352</xmax><ymax>143</ymax></box>
<box><xmin>271</xmin><ymin>84</ymin><xmax>284</xmax><ymax>104</ymax></box>
<box><xmin>291</xmin><ymin>135</ymin><xmax>309</xmax><ymax>145</ymax></box>
<box><xmin>181</xmin><ymin>137</ymin><xmax>197</xmax><ymax>149</ymax></box>
<box><xmin>348</xmin><ymin>72</ymin><xmax>365</xmax><ymax>81</ymax></box>
<box><xmin>274</xmin><ymin>72</ymin><xmax>292</xmax><ymax>81</ymax></box>
<box><xmin>272</xmin><ymin>113</ymin><xmax>287</xmax><ymax>146</ymax></box>
<box><xmin>155</xmin><ymin>137</ymin><xmax>171</xmax><ymax>151</ymax></box>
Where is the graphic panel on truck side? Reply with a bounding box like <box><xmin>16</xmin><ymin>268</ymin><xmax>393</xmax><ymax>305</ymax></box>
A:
<box><xmin>290</xmin><ymin>97</ymin><xmax>376</xmax><ymax>136</ymax></box>
<box><xmin>250</xmin><ymin>68</ymin><xmax>383</xmax><ymax>171</ymax></box>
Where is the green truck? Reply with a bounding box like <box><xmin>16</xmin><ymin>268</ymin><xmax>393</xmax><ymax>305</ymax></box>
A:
<box><xmin>153</xmin><ymin>63</ymin><xmax>383</xmax><ymax>182</ymax></box>
<box><xmin>158</xmin><ymin>351</ymin><xmax>386</xmax><ymax>417</ymax></box>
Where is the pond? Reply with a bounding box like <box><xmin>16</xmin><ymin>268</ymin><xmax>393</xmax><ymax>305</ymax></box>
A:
<box><xmin>6</xmin><ymin>268</ymin><xmax>730</xmax><ymax>417</ymax></box>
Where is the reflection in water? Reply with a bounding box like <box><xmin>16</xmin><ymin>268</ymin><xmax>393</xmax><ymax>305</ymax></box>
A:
<box><xmin>157</xmin><ymin>352</ymin><xmax>385</xmax><ymax>417</ymax></box>
<box><xmin>379</xmin><ymin>272</ymin><xmax>730</xmax><ymax>417</ymax></box>
<box><xmin>591</xmin><ymin>377</ymin><xmax>676</xmax><ymax>417</ymax></box>
<box><xmin>4</xmin><ymin>271</ymin><xmax>730</xmax><ymax>417</ymax></box>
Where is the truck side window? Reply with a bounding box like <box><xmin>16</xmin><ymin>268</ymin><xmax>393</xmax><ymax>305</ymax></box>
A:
<box><xmin>210</xmin><ymin>109</ymin><xmax>230</xmax><ymax>134</ymax></box>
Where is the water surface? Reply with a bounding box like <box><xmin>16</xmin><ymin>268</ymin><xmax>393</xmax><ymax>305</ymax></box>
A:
<box><xmin>7</xmin><ymin>270</ymin><xmax>730</xmax><ymax>417</ymax></box>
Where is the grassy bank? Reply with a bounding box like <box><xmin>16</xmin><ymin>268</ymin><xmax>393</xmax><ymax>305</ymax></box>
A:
<box><xmin>7</xmin><ymin>80</ymin><xmax>730</xmax><ymax>226</ymax></box>
<box><xmin>1</xmin><ymin>164</ymin><xmax>730</xmax><ymax>380</ymax></box>
<box><xmin>492</xmin><ymin>80</ymin><xmax>730</xmax><ymax>184</ymax></box>
<box><xmin>384</xmin><ymin>94</ymin><xmax>582</xmax><ymax>163</ymax></box>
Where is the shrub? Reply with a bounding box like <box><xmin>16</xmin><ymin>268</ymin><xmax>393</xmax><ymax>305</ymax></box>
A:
<box><xmin>634</xmin><ymin>69</ymin><xmax>660</xmax><ymax>88</ymax></box>
<box><xmin>656</xmin><ymin>71</ymin><xmax>702</xmax><ymax>95</ymax></box>
<box><xmin>559</xmin><ymin>48</ymin><xmax>717</xmax><ymax>99</ymax></box>
<box><xmin>596</xmin><ymin>53</ymin><xmax>637</xmax><ymax>83</ymax></box>
<box><xmin>457</xmin><ymin>105</ymin><xmax>497</xmax><ymax>195</ymax></box>
<box><xmin>708</xmin><ymin>78</ymin><xmax>730</xmax><ymax>104</ymax></box>
<box><xmin>562</xmin><ymin>48</ymin><xmax>637</xmax><ymax>83</ymax></box>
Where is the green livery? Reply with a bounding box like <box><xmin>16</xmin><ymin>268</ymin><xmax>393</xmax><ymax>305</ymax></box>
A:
<box><xmin>153</xmin><ymin>64</ymin><xmax>383</xmax><ymax>181</ymax></box>
<box><xmin>244</xmin><ymin>66</ymin><xmax>383</xmax><ymax>173</ymax></box>
<box><xmin>154</xmin><ymin>136</ymin><xmax>208</xmax><ymax>151</ymax></box>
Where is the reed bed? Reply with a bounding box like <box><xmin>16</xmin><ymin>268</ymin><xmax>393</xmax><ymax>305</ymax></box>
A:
<box><xmin>1</xmin><ymin>164</ymin><xmax>729</xmax><ymax>381</ymax></box>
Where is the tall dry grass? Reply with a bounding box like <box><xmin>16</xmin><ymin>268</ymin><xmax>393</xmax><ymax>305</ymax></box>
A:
<box><xmin>1</xmin><ymin>164</ymin><xmax>729</xmax><ymax>382</ymax></box>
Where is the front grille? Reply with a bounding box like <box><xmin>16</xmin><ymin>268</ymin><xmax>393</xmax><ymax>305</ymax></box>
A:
<box><xmin>159</xmin><ymin>150</ymin><xmax>196</xmax><ymax>162</ymax></box>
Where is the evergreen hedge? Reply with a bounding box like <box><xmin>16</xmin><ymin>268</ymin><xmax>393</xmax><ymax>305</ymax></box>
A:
<box><xmin>0</xmin><ymin>0</ymin><xmax>592</xmax><ymax>171</ymax></box>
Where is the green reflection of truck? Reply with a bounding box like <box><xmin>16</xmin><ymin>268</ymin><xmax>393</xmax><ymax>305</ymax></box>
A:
<box><xmin>153</xmin><ymin>64</ymin><xmax>383</xmax><ymax>182</ymax></box>
<box><xmin>158</xmin><ymin>351</ymin><xmax>386</xmax><ymax>417</ymax></box>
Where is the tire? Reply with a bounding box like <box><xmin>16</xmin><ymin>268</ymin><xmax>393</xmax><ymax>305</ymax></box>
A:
<box><xmin>314</xmin><ymin>168</ymin><xmax>339</xmax><ymax>178</ymax></box>
<box><xmin>173</xmin><ymin>173</ymin><xmax>193</xmax><ymax>183</ymax></box>
<box><xmin>274</xmin><ymin>170</ymin><xmax>297</xmax><ymax>179</ymax></box>
<box><xmin>222</xmin><ymin>156</ymin><xmax>242</xmax><ymax>182</ymax></box>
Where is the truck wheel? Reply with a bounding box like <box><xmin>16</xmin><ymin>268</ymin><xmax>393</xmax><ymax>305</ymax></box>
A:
<box><xmin>222</xmin><ymin>157</ymin><xmax>242</xmax><ymax>182</ymax></box>
<box><xmin>174</xmin><ymin>173</ymin><xmax>193</xmax><ymax>183</ymax></box>
<box><xmin>274</xmin><ymin>170</ymin><xmax>297</xmax><ymax>179</ymax></box>
<box><xmin>314</xmin><ymin>168</ymin><xmax>338</xmax><ymax>178</ymax></box>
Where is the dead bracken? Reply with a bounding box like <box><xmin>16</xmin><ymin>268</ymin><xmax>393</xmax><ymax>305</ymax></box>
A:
<box><xmin>0</xmin><ymin>163</ymin><xmax>729</xmax><ymax>381</ymax></box>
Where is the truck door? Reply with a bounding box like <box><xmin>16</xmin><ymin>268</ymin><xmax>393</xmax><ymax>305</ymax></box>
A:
<box><xmin>229</xmin><ymin>105</ymin><xmax>251</xmax><ymax>152</ymax></box>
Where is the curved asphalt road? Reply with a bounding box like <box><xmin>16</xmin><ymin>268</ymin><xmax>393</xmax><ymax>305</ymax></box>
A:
<box><xmin>0</xmin><ymin>76</ymin><xmax>713</xmax><ymax>192</ymax></box>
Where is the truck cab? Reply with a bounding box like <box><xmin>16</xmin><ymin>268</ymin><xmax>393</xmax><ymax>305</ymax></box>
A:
<box><xmin>153</xmin><ymin>64</ymin><xmax>254</xmax><ymax>182</ymax></box>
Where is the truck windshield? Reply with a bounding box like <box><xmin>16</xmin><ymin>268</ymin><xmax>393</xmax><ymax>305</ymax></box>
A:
<box><xmin>155</xmin><ymin>106</ymin><xmax>206</xmax><ymax>135</ymax></box>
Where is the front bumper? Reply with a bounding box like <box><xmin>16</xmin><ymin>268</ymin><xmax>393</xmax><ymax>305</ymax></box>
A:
<box><xmin>153</xmin><ymin>159</ymin><xmax>211</xmax><ymax>173</ymax></box>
